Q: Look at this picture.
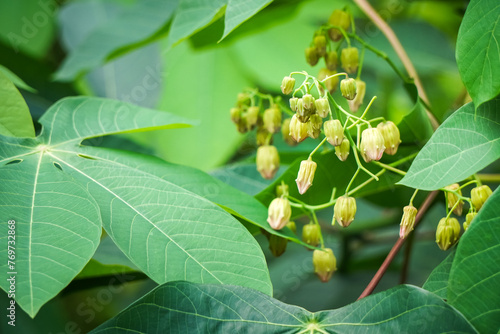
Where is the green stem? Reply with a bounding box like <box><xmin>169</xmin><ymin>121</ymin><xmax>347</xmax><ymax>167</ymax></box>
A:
<box><xmin>409</xmin><ymin>189</ymin><xmax>419</xmax><ymax>206</ymax></box>
<box><xmin>311</xmin><ymin>210</ymin><xmax>325</xmax><ymax>248</ymax></box>
<box><xmin>347</xmin><ymin>96</ymin><xmax>377</xmax><ymax>129</ymax></box>
<box><xmin>476</xmin><ymin>174</ymin><xmax>500</xmax><ymax>183</ymax></box>
<box><xmin>357</xmin><ymin>46</ymin><xmax>365</xmax><ymax>80</ymax></box>
<box><xmin>371</xmin><ymin>161</ymin><xmax>406</xmax><ymax>176</ymax></box>
<box><xmin>345</xmin><ymin>168</ymin><xmax>360</xmax><ymax>195</ymax></box>
<box><xmin>348</xmin><ymin>169</ymin><xmax>386</xmax><ymax>196</ymax></box>
<box><xmin>309</xmin><ymin>137</ymin><xmax>328</xmax><ymax>159</ymax></box>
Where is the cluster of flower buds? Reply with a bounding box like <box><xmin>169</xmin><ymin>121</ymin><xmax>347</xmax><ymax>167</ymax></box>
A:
<box><xmin>360</xmin><ymin>122</ymin><xmax>401</xmax><ymax>163</ymax></box>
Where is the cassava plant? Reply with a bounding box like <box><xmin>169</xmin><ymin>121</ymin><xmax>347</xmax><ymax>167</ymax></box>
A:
<box><xmin>0</xmin><ymin>0</ymin><xmax>499</xmax><ymax>333</ymax></box>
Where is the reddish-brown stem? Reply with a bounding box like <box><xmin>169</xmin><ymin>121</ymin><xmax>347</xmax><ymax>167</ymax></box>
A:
<box><xmin>357</xmin><ymin>190</ymin><xmax>438</xmax><ymax>300</ymax></box>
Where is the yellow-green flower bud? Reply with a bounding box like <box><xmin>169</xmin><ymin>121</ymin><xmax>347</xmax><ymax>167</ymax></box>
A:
<box><xmin>245</xmin><ymin>106</ymin><xmax>260</xmax><ymax>130</ymax></box>
<box><xmin>340</xmin><ymin>78</ymin><xmax>357</xmax><ymax>100</ymax></box>
<box><xmin>302</xmin><ymin>223</ymin><xmax>320</xmax><ymax>247</ymax></box>
<box><xmin>399</xmin><ymin>205</ymin><xmax>418</xmax><ymax>239</ymax></box>
<box><xmin>328</xmin><ymin>9</ymin><xmax>350</xmax><ymax>41</ymax></box>
<box><xmin>463</xmin><ymin>212</ymin><xmax>477</xmax><ymax>231</ymax></box>
<box><xmin>302</xmin><ymin>94</ymin><xmax>316</xmax><ymax>112</ymax></box>
<box><xmin>324</xmin><ymin>119</ymin><xmax>344</xmax><ymax>146</ymax></box>
<box><xmin>318</xmin><ymin>68</ymin><xmax>338</xmax><ymax>93</ymax></box>
<box><xmin>256</xmin><ymin>145</ymin><xmax>279</xmax><ymax>180</ymax></box>
<box><xmin>444</xmin><ymin>183</ymin><xmax>463</xmax><ymax>216</ymax></box>
<box><xmin>289</xmin><ymin>97</ymin><xmax>299</xmax><ymax>112</ymax></box>
<box><xmin>268</xmin><ymin>234</ymin><xmax>288</xmax><ymax>257</ymax></box>
<box><xmin>314</xmin><ymin>98</ymin><xmax>331</xmax><ymax>118</ymax></box>
<box><xmin>236</xmin><ymin>117</ymin><xmax>248</xmax><ymax>133</ymax></box>
<box><xmin>471</xmin><ymin>185</ymin><xmax>492</xmax><ymax>211</ymax></box>
<box><xmin>296</xmin><ymin>98</ymin><xmax>311</xmax><ymax>123</ymax></box>
<box><xmin>263</xmin><ymin>106</ymin><xmax>281</xmax><ymax>133</ymax></box>
<box><xmin>236</xmin><ymin>92</ymin><xmax>250</xmax><ymax>107</ymax></box>
<box><xmin>281</xmin><ymin>76</ymin><xmax>295</xmax><ymax>95</ymax></box>
<box><xmin>334</xmin><ymin>196</ymin><xmax>356</xmax><ymax>227</ymax></box>
<box><xmin>256</xmin><ymin>128</ymin><xmax>271</xmax><ymax>146</ymax></box>
<box><xmin>325</xmin><ymin>51</ymin><xmax>338</xmax><ymax>71</ymax></box>
<box><xmin>436</xmin><ymin>217</ymin><xmax>461</xmax><ymax>251</ymax></box>
<box><xmin>287</xmin><ymin>221</ymin><xmax>297</xmax><ymax>234</ymax></box>
<box><xmin>305</xmin><ymin>47</ymin><xmax>319</xmax><ymax>66</ymax></box>
<box><xmin>360</xmin><ymin>128</ymin><xmax>385</xmax><ymax>162</ymax></box>
<box><xmin>230</xmin><ymin>107</ymin><xmax>242</xmax><ymax>124</ymax></box>
<box><xmin>341</xmin><ymin>47</ymin><xmax>359</xmax><ymax>74</ymax></box>
<box><xmin>335</xmin><ymin>137</ymin><xmax>350</xmax><ymax>161</ymax></box>
<box><xmin>307</xmin><ymin>114</ymin><xmax>322</xmax><ymax>139</ymax></box>
<box><xmin>267</xmin><ymin>197</ymin><xmax>291</xmax><ymax>230</ymax></box>
<box><xmin>314</xmin><ymin>34</ymin><xmax>327</xmax><ymax>57</ymax></box>
<box><xmin>296</xmin><ymin>158</ymin><xmax>317</xmax><ymax>195</ymax></box>
<box><xmin>313</xmin><ymin>248</ymin><xmax>337</xmax><ymax>282</ymax></box>
<box><xmin>281</xmin><ymin>118</ymin><xmax>297</xmax><ymax>146</ymax></box>
<box><xmin>289</xmin><ymin>114</ymin><xmax>309</xmax><ymax>143</ymax></box>
<box><xmin>276</xmin><ymin>183</ymin><xmax>289</xmax><ymax>197</ymax></box>
<box><xmin>377</xmin><ymin>121</ymin><xmax>401</xmax><ymax>155</ymax></box>
<box><xmin>348</xmin><ymin>79</ymin><xmax>366</xmax><ymax>112</ymax></box>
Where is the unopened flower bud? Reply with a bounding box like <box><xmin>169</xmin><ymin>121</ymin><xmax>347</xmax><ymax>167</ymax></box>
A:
<box><xmin>436</xmin><ymin>217</ymin><xmax>461</xmax><ymax>251</ymax></box>
<box><xmin>325</xmin><ymin>51</ymin><xmax>338</xmax><ymax>71</ymax></box>
<box><xmin>471</xmin><ymin>185</ymin><xmax>492</xmax><ymax>211</ymax></box>
<box><xmin>315</xmin><ymin>98</ymin><xmax>330</xmax><ymax>118</ymax></box>
<box><xmin>302</xmin><ymin>223</ymin><xmax>320</xmax><ymax>247</ymax></box>
<box><xmin>313</xmin><ymin>248</ymin><xmax>337</xmax><ymax>282</ymax></box>
<box><xmin>289</xmin><ymin>97</ymin><xmax>299</xmax><ymax>112</ymax></box>
<box><xmin>296</xmin><ymin>98</ymin><xmax>311</xmax><ymax>123</ymax></box>
<box><xmin>463</xmin><ymin>212</ymin><xmax>477</xmax><ymax>231</ymax></box>
<box><xmin>263</xmin><ymin>106</ymin><xmax>281</xmax><ymax>133</ymax></box>
<box><xmin>318</xmin><ymin>68</ymin><xmax>338</xmax><ymax>93</ymax></box>
<box><xmin>268</xmin><ymin>234</ymin><xmax>288</xmax><ymax>257</ymax></box>
<box><xmin>334</xmin><ymin>196</ymin><xmax>356</xmax><ymax>227</ymax></box>
<box><xmin>287</xmin><ymin>221</ymin><xmax>297</xmax><ymax>234</ymax></box>
<box><xmin>230</xmin><ymin>107</ymin><xmax>242</xmax><ymax>124</ymax></box>
<box><xmin>340</xmin><ymin>78</ymin><xmax>357</xmax><ymax>100</ymax></box>
<box><xmin>296</xmin><ymin>158</ymin><xmax>317</xmax><ymax>195</ymax></box>
<box><xmin>348</xmin><ymin>79</ymin><xmax>366</xmax><ymax>112</ymax></box>
<box><xmin>307</xmin><ymin>114</ymin><xmax>322</xmax><ymax>139</ymax></box>
<box><xmin>444</xmin><ymin>183</ymin><xmax>463</xmax><ymax>216</ymax></box>
<box><xmin>324</xmin><ymin>119</ymin><xmax>344</xmax><ymax>146</ymax></box>
<box><xmin>302</xmin><ymin>94</ymin><xmax>316</xmax><ymax>112</ymax></box>
<box><xmin>305</xmin><ymin>47</ymin><xmax>319</xmax><ymax>66</ymax></box>
<box><xmin>335</xmin><ymin>138</ymin><xmax>350</xmax><ymax>161</ymax></box>
<box><xmin>267</xmin><ymin>197</ymin><xmax>291</xmax><ymax>230</ymax></box>
<box><xmin>314</xmin><ymin>34</ymin><xmax>327</xmax><ymax>57</ymax></box>
<box><xmin>341</xmin><ymin>47</ymin><xmax>359</xmax><ymax>74</ymax></box>
<box><xmin>399</xmin><ymin>205</ymin><xmax>417</xmax><ymax>239</ymax></box>
<box><xmin>360</xmin><ymin>128</ymin><xmax>385</xmax><ymax>162</ymax></box>
<box><xmin>276</xmin><ymin>183</ymin><xmax>289</xmax><ymax>197</ymax></box>
<box><xmin>256</xmin><ymin>145</ymin><xmax>279</xmax><ymax>180</ymax></box>
<box><xmin>377</xmin><ymin>121</ymin><xmax>401</xmax><ymax>155</ymax></box>
<box><xmin>328</xmin><ymin>9</ymin><xmax>350</xmax><ymax>41</ymax></box>
<box><xmin>281</xmin><ymin>76</ymin><xmax>296</xmax><ymax>95</ymax></box>
<box><xmin>281</xmin><ymin>118</ymin><xmax>297</xmax><ymax>146</ymax></box>
<box><xmin>236</xmin><ymin>117</ymin><xmax>248</xmax><ymax>133</ymax></box>
<box><xmin>256</xmin><ymin>128</ymin><xmax>271</xmax><ymax>146</ymax></box>
<box><xmin>245</xmin><ymin>106</ymin><xmax>260</xmax><ymax>130</ymax></box>
<box><xmin>236</xmin><ymin>92</ymin><xmax>250</xmax><ymax>107</ymax></box>
<box><xmin>289</xmin><ymin>114</ymin><xmax>309</xmax><ymax>143</ymax></box>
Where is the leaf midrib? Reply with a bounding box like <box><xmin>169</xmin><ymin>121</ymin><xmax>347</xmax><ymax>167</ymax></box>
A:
<box><xmin>46</xmin><ymin>151</ymin><xmax>224</xmax><ymax>284</ymax></box>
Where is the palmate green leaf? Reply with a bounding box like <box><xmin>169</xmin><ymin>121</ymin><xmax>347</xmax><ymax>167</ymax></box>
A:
<box><xmin>422</xmin><ymin>250</ymin><xmax>455</xmax><ymax>299</ymax></box>
<box><xmin>0</xmin><ymin>70</ymin><xmax>35</xmax><ymax>138</ymax></box>
<box><xmin>456</xmin><ymin>0</ymin><xmax>500</xmax><ymax>109</ymax></box>
<box><xmin>0</xmin><ymin>97</ymin><xmax>272</xmax><ymax>317</ymax></box>
<box><xmin>90</xmin><ymin>282</ymin><xmax>477</xmax><ymax>333</ymax></box>
<box><xmin>399</xmin><ymin>98</ymin><xmax>500</xmax><ymax>190</ymax></box>
<box><xmin>55</xmin><ymin>0</ymin><xmax>177</xmax><ymax>81</ymax></box>
<box><xmin>0</xmin><ymin>146</ymin><xmax>102</xmax><ymax>317</ymax></box>
<box><xmin>447</xmin><ymin>187</ymin><xmax>500</xmax><ymax>333</ymax></box>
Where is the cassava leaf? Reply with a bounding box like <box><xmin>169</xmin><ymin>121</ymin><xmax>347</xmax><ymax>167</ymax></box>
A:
<box><xmin>0</xmin><ymin>96</ymin><xmax>272</xmax><ymax>317</ymax></box>
<box><xmin>90</xmin><ymin>282</ymin><xmax>477</xmax><ymax>333</ymax></box>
